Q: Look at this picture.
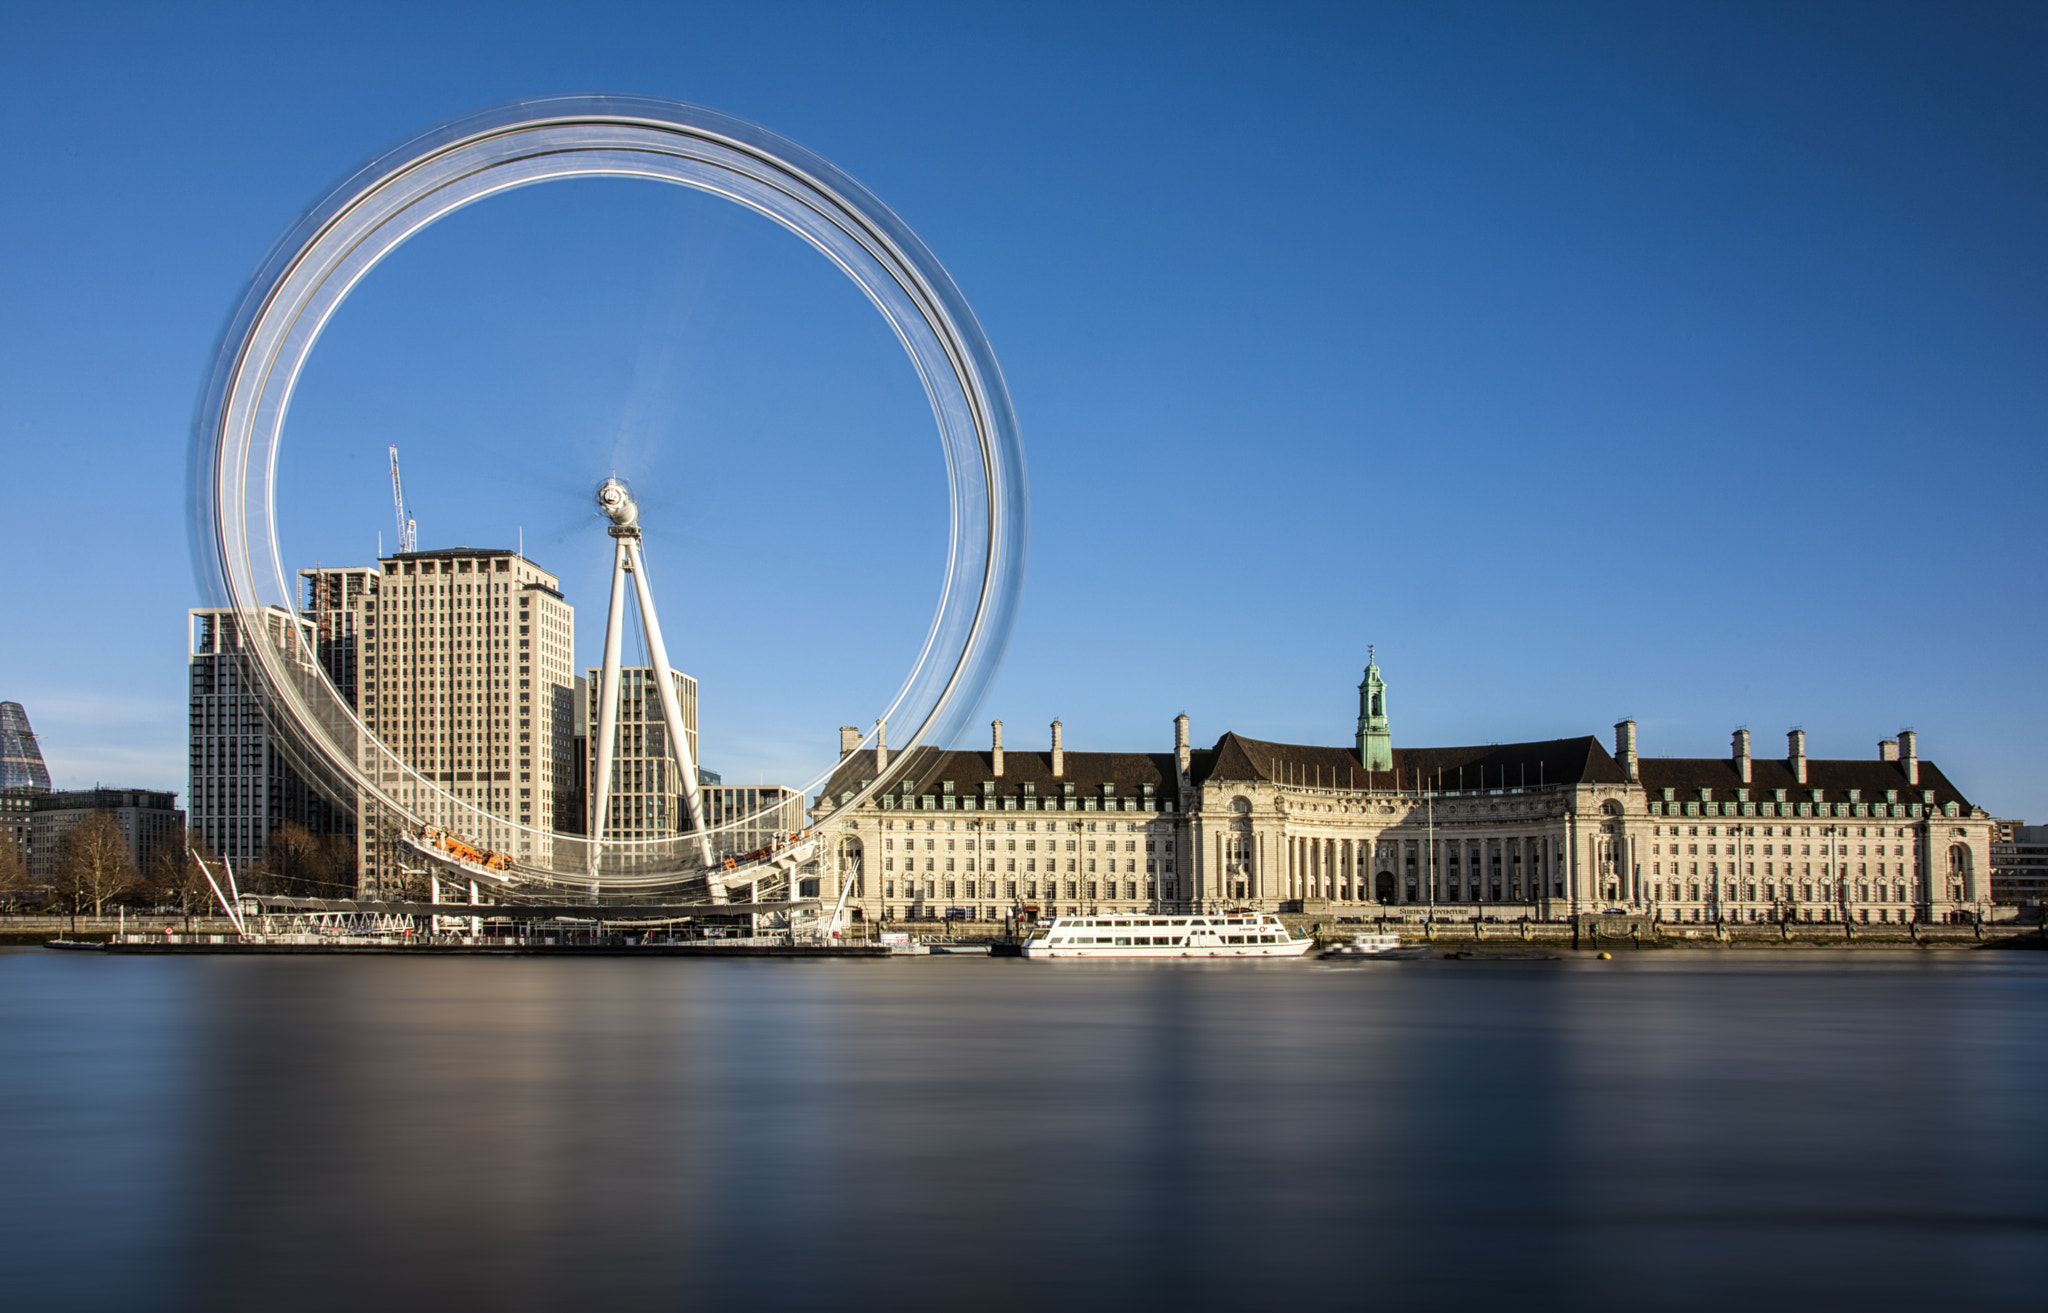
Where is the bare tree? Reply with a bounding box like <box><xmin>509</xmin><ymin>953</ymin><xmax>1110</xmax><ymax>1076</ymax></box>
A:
<box><xmin>261</xmin><ymin>822</ymin><xmax>360</xmax><ymax>899</ymax></box>
<box><xmin>318</xmin><ymin>831</ymin><xmax>360</xmax><ymax>898</ymax></box>
<box><xmin>263</xmin><ymin>821</ymin><xmax>323</xmax><ymax>896</ymax></box>
<box><xmin>0</xmin><ymin>831</ymin><xmax>36</xmax><ymax>908</ymax></box>
<box><xmin>52</xmin><ymin>811</ymin><xmax>139</xmax><ymax>933</ymax></box>
<box><xmin>146</xmin><ymin>823</ymin><xmax>216</xmax><ymax>931</ymax></box>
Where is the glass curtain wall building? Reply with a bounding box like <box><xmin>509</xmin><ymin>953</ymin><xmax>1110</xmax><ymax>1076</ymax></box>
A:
<box><xmin>0</xmin><ymin>702</ymin><xmax>51</xmax><ymax>791</ymax></box>
<box><xmin>583</xmin><ymin>666</ymin><xmax>699</xmax><ymax>843</ymax></box>
<box><xmin>188</xmin><ymin>608</ymin><xmax>351</xmax><ymax>871</ymax></box>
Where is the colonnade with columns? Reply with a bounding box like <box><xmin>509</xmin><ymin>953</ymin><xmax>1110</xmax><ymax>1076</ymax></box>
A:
<box><xmin>1281</xmin><ymin>829</ymin><xmax>1570</xmax><ymax>909</ymax></box>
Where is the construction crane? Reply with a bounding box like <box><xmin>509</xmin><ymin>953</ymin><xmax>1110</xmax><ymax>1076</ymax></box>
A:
<box><xmin>388</xmin><ymin>445</ymin><xmax>418</xmax><ymax>554</ymax></box>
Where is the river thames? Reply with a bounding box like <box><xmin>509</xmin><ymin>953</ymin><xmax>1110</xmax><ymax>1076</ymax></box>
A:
<box><xmin>2</xmin><ymin>948</ymin><xmax>2042</xmax><ymax>1311</ymax></box>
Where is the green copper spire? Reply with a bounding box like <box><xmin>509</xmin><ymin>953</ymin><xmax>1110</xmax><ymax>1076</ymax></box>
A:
<box><xmin>1356</xmin><ymin>647</ymin><xmax>1392</xmax><ymax>772</ymax></box>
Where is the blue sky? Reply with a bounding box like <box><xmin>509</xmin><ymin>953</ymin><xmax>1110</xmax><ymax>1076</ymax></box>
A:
<box><xmin>2</xmin><ymin>1</ymin><xmax>2043</xmax><ymax>817</ymax></box>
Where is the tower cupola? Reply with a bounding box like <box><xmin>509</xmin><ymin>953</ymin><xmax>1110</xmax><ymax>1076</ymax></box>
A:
<box><xmin>1356</xmin><ymin>648</ymin><xmax>1392</xmax><ymax>773</ymax></box>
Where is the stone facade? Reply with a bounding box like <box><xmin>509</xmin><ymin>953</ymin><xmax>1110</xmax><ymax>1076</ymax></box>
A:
<box><xmin>811</xmin><ymin>661</ymin><xmax>1996</xmax><ymax>927</ymax></box>
<box><xmin>814</xmin><ymin>718</ymin><xmax>1186</xmax><ymax>924</ymax></box>
<box><xmin>27</xmin><ymin>788</ymin><xmax>184</xmax><ymax>884</ymax></box>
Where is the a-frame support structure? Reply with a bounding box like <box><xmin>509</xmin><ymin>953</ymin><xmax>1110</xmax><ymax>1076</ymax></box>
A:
<box><xmin>590</xmin><ymin>478</ymin><xmax>714</xmax><ymax>870</ymax></box>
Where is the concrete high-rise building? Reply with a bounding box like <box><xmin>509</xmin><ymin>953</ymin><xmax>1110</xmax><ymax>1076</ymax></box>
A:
<box><xmin>583</xmin><ymin>665</ymin><xmax>698</xmax><ymax>842</ymax></box>
<box><xmin>0</xmin><ymin>702</ymin><xmax>51</xmax><ymax>791</ymax></box>
<box><xmin>300</xmin><ymin>566</ymin><xmax>378</xmax><ymax>704</ymax></box>
<box><xmin>188</xmin><ymin>608</ymin><xmax>351</xmax><ymax>869</ymax></box>
<box><xmin>190</xmin><ymin>550</ymin><xmax>576</xmax><ymax>894</ymax></box>
<box><xmin>359</xmin><ymin>549</ymin><xmax>576</xmax><ymax>870</ymax></box>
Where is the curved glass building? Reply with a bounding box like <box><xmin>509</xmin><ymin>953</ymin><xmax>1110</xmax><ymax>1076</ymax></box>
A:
<box><xmin>0</xmin><ymin>702</ymin><xmax>51</xmax><ymax>792</ymax></box>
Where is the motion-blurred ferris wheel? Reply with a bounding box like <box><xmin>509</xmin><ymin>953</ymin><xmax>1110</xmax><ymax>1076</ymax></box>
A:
<box><xmin>190</xmin><ymin>96</ymin><xmax>1027</xmax><ymax>903</ymax></box>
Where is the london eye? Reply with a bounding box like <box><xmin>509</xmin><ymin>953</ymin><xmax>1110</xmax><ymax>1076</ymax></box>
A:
<box><xmin>188</xmin><ymin>95</ymin><xmax>1027</xmax><ymax>905</ymax></box>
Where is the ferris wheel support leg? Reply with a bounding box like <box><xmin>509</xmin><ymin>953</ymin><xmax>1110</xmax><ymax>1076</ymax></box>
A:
<box><xmin>624</xmin><ymin>538</ymin><xmax>715</xmax><ymax>868</ymax></box>
<box><xmin>590</xmin><ymin>535</ymin><xmax>632</xmax><ymax>883</ymax></box>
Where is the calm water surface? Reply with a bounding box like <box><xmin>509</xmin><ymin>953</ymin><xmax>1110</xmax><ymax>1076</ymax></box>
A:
<box><xmin>1</xmin><ymin>948</ymin><xmax>2043</xmax><ymax>1311</ymax></box>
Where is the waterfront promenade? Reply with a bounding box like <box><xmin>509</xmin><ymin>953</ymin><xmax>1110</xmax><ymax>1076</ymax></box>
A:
<box><xmin>6</xmin><ymin>912</ymin><xmax>2039</xmax><ymax>953</ymax></box>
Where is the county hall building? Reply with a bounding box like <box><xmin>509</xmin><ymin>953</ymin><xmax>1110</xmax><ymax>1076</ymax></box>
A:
<box><xmin>813</xmin><ymin>658</ymin><xmax>1995</xmax><ymax>927</ymax></box>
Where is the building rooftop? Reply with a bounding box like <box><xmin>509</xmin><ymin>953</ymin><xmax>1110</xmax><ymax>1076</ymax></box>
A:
<box><xmin>824</xmin><ymin>747</ymin><xmax>1179</xmax><ymax>800</ymax></box>
<box><xmin>1199</xmin><ymin>732</ymin><xmax>1625</xmax><ymax>791</ymax></box>
<box><xmin>31</xmin><ymin>788</ymin><xmax>180</xmax><ymax>811</ymax></box>
<box><xmin>387</xmin><ymin>547</ymin><xmax>519</xmax><ymax>560</ymax></box>
<box><xmin>822</xmin><ymin>728</ymin><xmax>1977</xmax><ymax>811</ymax></box>
<box><xmin>1635</xmin><ymin>756</ymin><xmax>1972</xmax><ymax>810</ymax></box>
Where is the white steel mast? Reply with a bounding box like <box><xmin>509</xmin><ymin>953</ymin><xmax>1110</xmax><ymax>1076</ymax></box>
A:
<box><xmin>589</xmin><ymin>478</ymin><xmax>714</xmax><ymax>871</ymax></box>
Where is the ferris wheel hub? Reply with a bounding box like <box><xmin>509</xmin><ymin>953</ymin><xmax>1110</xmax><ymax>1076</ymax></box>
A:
<box><xmin>596</xmin><ymin>477</ymin><xmax>638</xmax><ymax>529</ymax></box>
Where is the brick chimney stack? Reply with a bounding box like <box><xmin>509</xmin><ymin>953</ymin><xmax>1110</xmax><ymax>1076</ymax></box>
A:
<box><xmin>1732</xmin><ymin>728</ymin><xmax>1752</xmax><ymax>784</ymax></box>
<box><xmin>874</xmin><ymin>718</ymin><xmax>889</xmax><ymax>775</ymax></box>
<box><xmin>1788</xmin><ymin>729</ymin><xmax>1807</xmax><ymax>785</ymax></box>
<box><xmin>991</xmin><ymin>720</ymin><xmax>1005</xmax><ymax>777</ymax></box>
<box><xmin>1879</xmin><ymin>738</ymin><xmax>1899</xmax><ymax>762</ymax></box>
<box><xmin>839</xmin><ymin>726</ymin><xmax>860</xmax><ymax>760</ymax></box>
<box><xmin>1175</xmin><ymin>714</ymin><xmax>1191</xmax><ymax>778</ymax></box>
<box><xmin>1614</xmin><ymin>720</ymin><xmax>1639</xmax><ymax>783</ymax></box>
<box><xmin>1050</xmin><ymin>720</ymin><xmax>1064</xmax><ymax>778</ymax></box>
<box><xmin>1899</xmin><ymin>730</ymin><xmax>1919</xmax><ymax>785</ymax></box>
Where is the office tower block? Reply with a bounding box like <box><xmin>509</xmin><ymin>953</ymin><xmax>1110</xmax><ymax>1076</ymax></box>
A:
<box><xmin>359</xmin><ymin>549</ymin><xmax>575</xmax><ymax>850</ymax></box>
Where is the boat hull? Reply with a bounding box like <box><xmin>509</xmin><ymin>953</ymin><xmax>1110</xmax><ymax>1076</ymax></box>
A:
<box><xmin>1023</xmin><ymin>942</ymin><xmax>1314</xmax><ymax>959</ymax></box>
<box><xmin>1320</xmin><ymin>945</ymin><xmax>1430</xmax><ymax>960</ymax></box>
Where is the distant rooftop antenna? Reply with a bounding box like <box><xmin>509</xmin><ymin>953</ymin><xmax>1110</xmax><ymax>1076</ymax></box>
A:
<box><xmin>388</xmin><ymin>444</ymin><xmax>418</xmax><ymax>554</ymax></box>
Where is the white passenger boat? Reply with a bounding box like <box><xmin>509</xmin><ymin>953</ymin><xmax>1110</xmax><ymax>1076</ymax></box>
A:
<box><xmin>1022</xmin><ymin>911</ymin><xmax>1313</xmax><ymax>958</ymax></box>
<box><xmin>1320</xmin><ymin>931</ymin><xmax>1429</xmax><ymax>960</ymax></box>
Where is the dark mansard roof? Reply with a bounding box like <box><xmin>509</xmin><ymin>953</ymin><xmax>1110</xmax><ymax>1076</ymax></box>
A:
<box><xmin>1197</xmin><ymin>733</ymin><xmax>1629</xmax><ymax>790</ymax></box>
<box><xmin>819</xmin><ymin>733</ymin><xmax>1976</xmax><ymax>813</ymax></box>
<box><xmin>820</xmin><ymin>733</ymin><xmax>1628</xmax><ymax>801</ymax></box>
<box><xmin>1635</xmin><ymin>756</ymin><xmax>1973</xmax><ymax>810</ymax></box>
<box><xmin>822</xmin><ymin>747</ymin><xmax>1180</xmax><ymax>801</ymax></box>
